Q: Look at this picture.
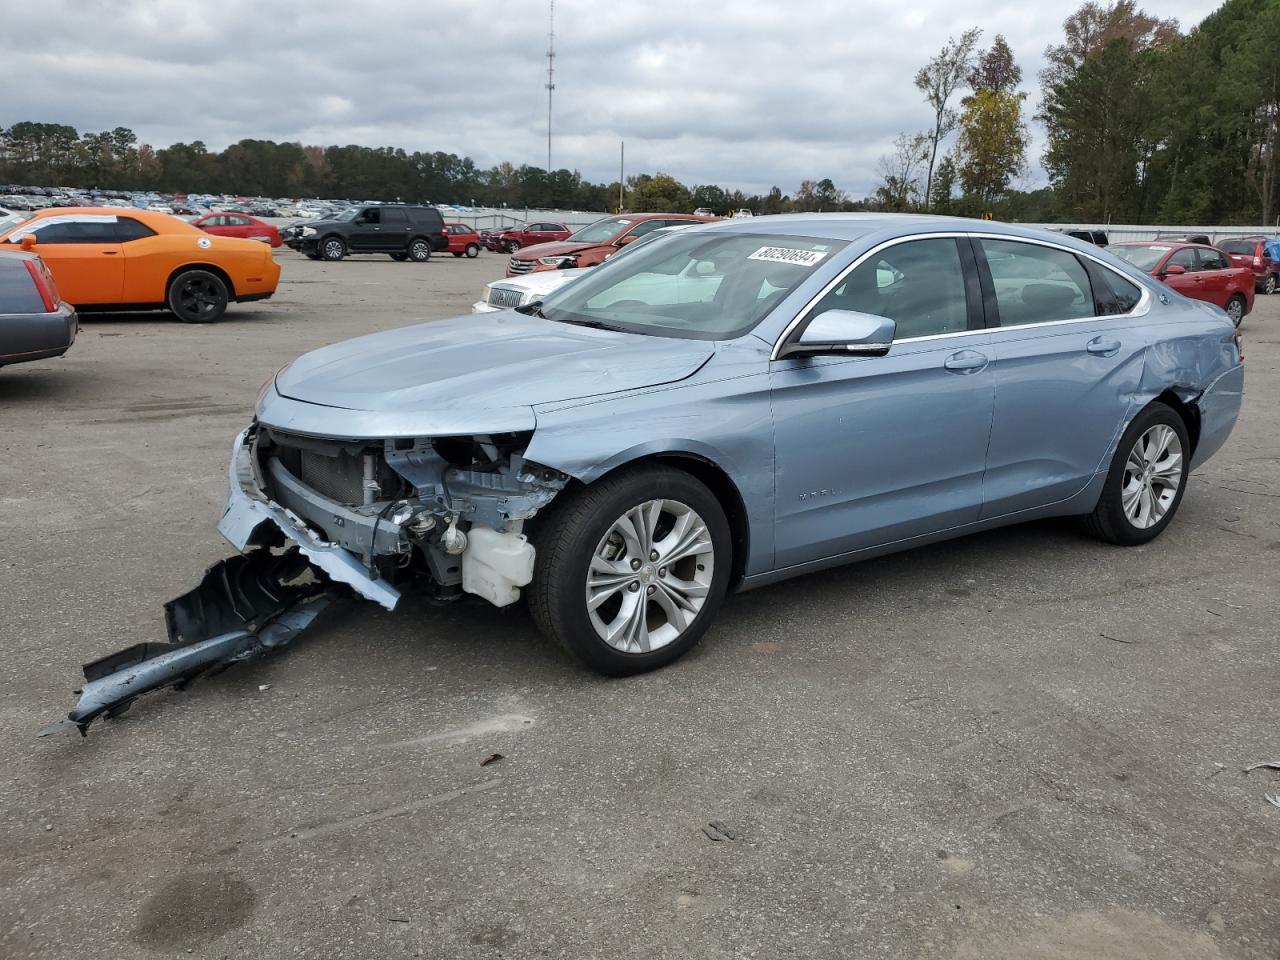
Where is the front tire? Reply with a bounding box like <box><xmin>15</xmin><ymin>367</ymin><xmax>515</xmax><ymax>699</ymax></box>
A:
<box><xmin>527</xmin><ymin>465</ymin><xmax>731</xmax><ymax>676</ymax></box>
<box><xmin>1225</xmin><ymin>294</ymin><xmax>1246</xmax><ymax>327</ymax></box>
<box><xmin>408</xmin><ymin>238</ymin><xmax>432</xmax><ymax>262</ymax></box>
<box><xmin>505</xmin><ymin>240</ymin><xmax>520</xmax><ymax>254</ymax></box>
<box><xmin>167</xmin><ymin>269</ymin><xmax>229</xmax><ymax>323</ymax></box>
<box><xmin>1080</xmin><ymin>402</ymin><xmax>1190</xmax><ymax>546</ymax></box>
<box><xmin>320</xmin><ymin>236</ymin><xmax>346</xmax><ymax>261</ymax></box>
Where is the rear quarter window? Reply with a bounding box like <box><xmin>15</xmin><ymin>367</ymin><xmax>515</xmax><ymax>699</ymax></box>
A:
<box><xmin>0</xmin><ymin>260</ymin><xmax>45</xmax><ymax>313</ymax></box>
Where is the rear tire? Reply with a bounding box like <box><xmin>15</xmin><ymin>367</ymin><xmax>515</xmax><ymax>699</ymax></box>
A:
<box><xmin>1265</xmin><ymin>274</ymin><xmax>1277</xmax><ymax>296</ymax></box>
<box><xmin>526</xmin><ymin>465</ymin><xmax>731</xmax><ymax>676</ymax></box>
<box><xmin>320</xmin><ymin>236</ymin><xmax>346</xmax><ymax>261</ymax></box>
<box><xmin>167</xmin><ymin>269</ymin><xmax>229</xmax><ymax>323</ymax></box>
<box><xmin>408</xmin><ymin>238</ymin><xmax>431</xmax><ymax>262</ymax></box>
<box><xmin>465</xmin><ymin>243</ymin><xmax>480</xmax><ymax>258</ymax></box>
<box><xmin>1225</xmin><ymin>294</ymin><xmax>1246</xmax><ymax>327</ymax></box>
<box><xmin>1080</xmin><ymin>402</ymin><xmax>1190</xmax><ymax>546</ymax></box>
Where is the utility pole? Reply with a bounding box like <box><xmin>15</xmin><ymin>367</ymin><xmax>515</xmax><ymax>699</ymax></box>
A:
<box><xmin>619</xmin><ymin>141</ymin><xmax>624</xmax><ymax>212</ymax></box>
<box><xmin>545</xmin><ymin>0</ymin><xmax>555</xmax><ymax>172</ymax></box>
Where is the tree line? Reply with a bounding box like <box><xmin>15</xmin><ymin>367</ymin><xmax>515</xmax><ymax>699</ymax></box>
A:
<box><xmin>883</xmin><ymin>0</ymin><xmax>1280</xmax><ymax>226</ymax></box>
<box><xmin>2</xmin><ymin>0</ymin><xmax>1275</xmax><ymax>224</ymax></box>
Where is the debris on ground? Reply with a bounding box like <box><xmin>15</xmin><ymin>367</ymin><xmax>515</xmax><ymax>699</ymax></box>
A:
<box><xmin>480</xmin><ymin>753</ymin><xmax>504</xmax><ymax>767</ymax></box>
<box><xmin>1266</xmin><ymin>795</ymin><xmax>1280</xmax><ymax>809</ymax></box>
<box><xmin>1243</xmin><ymin>761</ymin><xmax>1280</xmax><ymax>774</ymax></box>
<box><xmin>39</xmin><ymin>548</ymin><xmax>340</xmax><ymax>737</ymax></box>
<box><xmin>702</xmin><ymin>821</ymin><xmax>737</xmax><ymax>842</ymax></box>
<box><xmin>1099</xmin><ymin>632</ymin><xmax>1134</xmax><ymax>644</ymax></box>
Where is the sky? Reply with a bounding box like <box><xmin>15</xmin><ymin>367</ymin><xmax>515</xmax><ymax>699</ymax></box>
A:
<box><xmin>13</xmin><ymin>0</ymin><xmax>1226</xmax><ymax>198</ymax></box>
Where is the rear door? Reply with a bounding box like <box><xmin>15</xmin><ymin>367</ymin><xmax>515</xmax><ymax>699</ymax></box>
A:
<box><xmin>975</xmin><ymin>236</ymin><xmax>1148</xmax><ymax>517</ymax></box>
<box><xmin>380</xmin><ymin>208</ymin><xmax>410</xmax><ymax>250</ymax></box>
<box><xmin>7</xmin><ymin>215</ymin><xmax>123</xmax><ymax>305</ymax></box>
<box><xmin>1194</xmin><ymin>246</ymin><xmax>1233</xmax><ymax>308</ymax></box>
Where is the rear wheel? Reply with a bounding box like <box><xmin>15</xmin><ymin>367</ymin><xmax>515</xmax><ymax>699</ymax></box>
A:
<box><xmin>1080</xmin><ymin>402</ymin><xmax>1190</xmax><ymax>546</ymax></box>
<box><xmin>1264</xmin><ymin>273</ymin><xmax>1277</xmax><ymax>296</ymax></box>
<box><xmin>408</xmin><ymin>238</ymin><xmax>432</xmax><ymax>262</ymax></box>
<box><xmin>465</xmin><ymin>243</ymin><xmax>480</xmax><ymax>258</ymax></box>
<box><xmin>167</xmin><ymin>269</ymin><xmax>229</xmax><ymax>323</ymax></box>
<box><xmin>527</xmin><ymin>465</ymin><xmax>731</xmax><ymax>676</ymax></box>
<box><xmin>320</xmin><ymin>236</ymin><xmax>346</xmax><ymax>261</ymax></box>
<box><xmin>1225</xmin><ymin>294</ymin><xmax>1246</xmax><ymax>327</ymax></box>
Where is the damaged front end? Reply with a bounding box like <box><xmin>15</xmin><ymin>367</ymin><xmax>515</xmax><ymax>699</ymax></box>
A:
<box><xmin>43</xmin><ymin>424</ymin><xmax>568</xmax><ymax>736</ymax></box>
<box><xmin>221</xmin><ymin>422</ymin><xmax>568</xmax><ymax>608</ymax></box>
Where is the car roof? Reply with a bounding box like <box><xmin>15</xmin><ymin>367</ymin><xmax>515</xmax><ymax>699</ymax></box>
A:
<box><xmin>17</xmin><ymin>206</ymin><xmax>181</xmax><ymax>226</ymax></box>
<box><xmin>0</xmin><ymin>248</ymin><xmax>39</xmax><ymax>264</ymax></box>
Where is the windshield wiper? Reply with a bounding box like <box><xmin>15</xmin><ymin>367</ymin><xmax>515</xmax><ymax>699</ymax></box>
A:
<box><xmin>515</xmin><ymin>301</ymin><xmax>548</xmax><ymax>318</ymax></box>
<box><xmin>519</xmin><ymin>301</ymin><xmax>616</xmax><ymax>330</ymax></box>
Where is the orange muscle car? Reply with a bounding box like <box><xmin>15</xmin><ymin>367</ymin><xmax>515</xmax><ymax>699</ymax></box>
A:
<box><xmin>0</xmin><ymin>207</ymin><xmax>280</xmax><ymax>322</ymax></box>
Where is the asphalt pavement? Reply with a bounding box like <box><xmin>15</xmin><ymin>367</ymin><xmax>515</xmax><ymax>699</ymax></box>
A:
<box><xmin>2</xmin><ymin>248</ymin><xmax>1278</xmax><ymax>959</ymax></box>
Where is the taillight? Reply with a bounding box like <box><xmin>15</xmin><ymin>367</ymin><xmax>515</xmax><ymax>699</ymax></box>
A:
<box><xmin>24</xmin><ymin>258</ymin><xmax>58</xmax><ymax>312</ymax></box>
<box><xmin>1253</xmin><ymin>256</ymin><xmax>1262</xmax><ymax>267</ymax></box>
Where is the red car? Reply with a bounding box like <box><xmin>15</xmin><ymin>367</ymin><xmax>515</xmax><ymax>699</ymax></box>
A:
<box><xmin>192</xmin><ymin>212</ymin><xmax>282</xmax><ymax>248</ymax></box>
<box><xmin>1217</xmin><ymin>236</ymin><xmax>1279</xmax><ymax>295</ymax></box>
<box><xmin>506</xmin><ymin>213</ymin><xmax>716</xmax><ymax>276</ymax></box>
<box><xmin>492</xmin><ymin>221</ymin><xmax>572</xmax><ymax>254</ymax></box>
<box><xmin>1111</xmin><ymin>241</ymin><xmax>1254</xmax><ymax>326</ymax></box>
<box><xmin>442</xmin><ymin>222</ymin><xmax>481</xmax><ymax>258</ymax></box>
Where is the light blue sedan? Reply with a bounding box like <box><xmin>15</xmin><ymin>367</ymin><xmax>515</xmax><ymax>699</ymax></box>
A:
<box><xmin>226</xmin><ymin>214</ymin><xmax>1244</xmax><ymax>675</ymax></box>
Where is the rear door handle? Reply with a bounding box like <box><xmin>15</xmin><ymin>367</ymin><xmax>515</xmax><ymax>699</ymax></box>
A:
<box><xmin>101</xmin><ymin>250</ymin><xmax>119</xmax><ymax>255</ymax></box>
<box><xmin>1086</xmin><ymin>336</ymin><xmax>1121</xmax><ymax>357</ymax></box>
<box><xmin>943</xmin><ymin>349</ymin><xmax>989</xmax><ymax>373</ymax></box>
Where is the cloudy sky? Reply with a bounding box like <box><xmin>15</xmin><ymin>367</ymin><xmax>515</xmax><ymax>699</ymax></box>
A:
<box><xmin>15</xmin><ymin>0</ymin><xmax>1223</xmax><ymax>197</ymax></box>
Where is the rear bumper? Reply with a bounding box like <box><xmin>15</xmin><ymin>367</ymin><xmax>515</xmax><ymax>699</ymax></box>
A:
<box><xmin>0</xmin><ymin>304</ymin><xmax>77</xmax><ymax>365</ymax></box>
<box><xmin>218</xmin><ymin>428</ymin><xmax>402</xmax><ymax>610</ymax></box>
<box><xmin>1190</xmin><ymin>362</ymin><xmax>1244</xmax><ymax>471</ymax></box>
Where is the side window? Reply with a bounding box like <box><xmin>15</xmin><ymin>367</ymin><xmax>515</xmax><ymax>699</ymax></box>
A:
<box><xmin>808</xmin><ymin>238</ymin><xmax>970</xmax><ymax>339</ymax></box>
<box><xmin>1197</xmin><ymin>247</ymin><xmax>1229</xmax><ymax>271</ymax></box>
<box><xmin>1088</xmin><ymin>264</ymin><xmax>1142</xmax><ymax>315</ymax></box>
<box><xmin>979</xmin><ymin>239</ymin><xmax>1094</xmax><ymax>326</ymax></box>
<box><xmin>382</xmin><ymin>208</ymin><xmax>407</xmax><ymax>227</ymax></box>
<box><xmin>362</xmin><ymin>208</ymin><xmax>380</xmax><ymax>225</ymax></box>
<box><xmin>114</xmin><ymin>217</ymin><xmax>156</xmax><ymax>242</ymax></box>
<box><xmin>230</xmin><ymin>215</ymin><xmax>253</xmax><ymax>226</ymax></box>
<box><xmin>625</xmin><ymin>220</ymin><xmax>670</xmax><ymax>241</ymax></box>
<box><xmin>1166</xmin><ymin>248</ymin><xmax>1197</xmax><ymax>272</ymax></box>
<box><xmin>16</xmin><ymin>217</ymin><xmax>118</xmax><ymax>244</ymax></box>
<box><xmin>204</xmin><ymin>215</ymin><xmax>224</xmax><ymax>227</ymax></box>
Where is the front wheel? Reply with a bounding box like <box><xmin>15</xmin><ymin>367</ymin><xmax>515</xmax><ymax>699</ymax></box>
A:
<box><xmin>320</xmin><ymin>236</ymin><xmax>346</xmax><ymax>261</ymax></box>
<box><xmin>465</xmin><ymin>243</ymin><xmax>480</xmax><ymax>258</ymax></box>
<box><xmin>1080</xmin><ymin>402</ymin><xmax>1190</xmax><ymax>546</ymax></box>
<box><xmin>408</xmin><ymin>238</ymin><xmax>432</xmax><ymax>262</ymax></box>
<box><xmin>167</xmin><ymin>269</ymin><xmax>229</xmax><ymax>323</ymax></box>
<box><xmin>1225</xmin><ymin>294</ymin><xmax>1246</xmax><ymax>327</ymax></box>
<box><xmin>527</xmin><ymin>465</ymin><xmax>731</xmax><ymax>676</ymax></box>
<box><xmin>505</xmin><ymin>240</ymin><xmax>520</xmax><ymax>254</ymax></box>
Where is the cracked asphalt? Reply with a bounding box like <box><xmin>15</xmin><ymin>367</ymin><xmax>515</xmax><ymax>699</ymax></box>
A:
<box><xmin>2</xmin><ymin>248</ymin><xmax>1278</xmax><ymax>959</ymax></box>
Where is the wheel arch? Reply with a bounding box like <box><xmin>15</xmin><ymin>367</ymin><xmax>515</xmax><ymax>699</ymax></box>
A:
<box><xmin>165</xmin><ymin>262</ymin><xmax>236</xmax><ymax>300</ymax></box>
<box><xmin>585</xmin><ymin>449</ymin><xmax>751</xmax><ymax>588</ymax></box>
<box><xmin>1149</xmin><ymin>388</ymin><xmax>1201</xmax><ymax>456</ymax></box>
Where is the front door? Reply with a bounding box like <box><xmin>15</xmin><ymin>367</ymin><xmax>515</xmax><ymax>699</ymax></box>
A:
<box><xmin>9</xmin><ymin>214</ymin><xmax>124</xmax><ymax>305</ymax></box>
<box><xmin>1158</xmin><ymin>247</ymin><xmax>1202</xmax><ymax>301</ymax></box>
<box><xmin>1194</xmin><ymin>245</ymin><xmax>1233</xmax><ymax>308</ymax></box>
<box><xmin>770</xmin><ymin>237</ymin><xmax>995</xmax><ymax>568</ymax></box>
<box><xmin>974</xmin><ymin>237</ymin><xmax>1147</xmax><ymax>517</ymax></box>
<box><xmin>347</xmin><ymin>208</ymin><xmax>382</xmax><ymax>251</ymax></box>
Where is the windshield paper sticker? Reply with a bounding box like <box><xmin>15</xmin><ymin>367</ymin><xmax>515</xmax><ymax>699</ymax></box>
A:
<box><xmin>748</xmin><ymin>246</ymin><xmax>828</xmax><ymax>267</ymax></box>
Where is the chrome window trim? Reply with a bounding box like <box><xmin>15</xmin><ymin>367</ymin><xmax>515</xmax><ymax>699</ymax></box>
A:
<box><xmin>770</xmin><ymin>231</ymin><xmax>1153</xmax><ymax>360</ymax></box>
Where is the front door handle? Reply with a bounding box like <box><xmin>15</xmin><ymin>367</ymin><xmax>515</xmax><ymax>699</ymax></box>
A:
<box><xmin>1086</xmin><ymin>336</ymin><xmax>1121</xmax><ymax>357</ymax></box>
<box><xmin>101</xmin><ymin>250</ymin><xmax>119</xmax><ymax>255</ymax></box>
<box><xmin>943</xmin><ymin>349</ymin><xmax>989</xmax><ymax>374</ymax></box>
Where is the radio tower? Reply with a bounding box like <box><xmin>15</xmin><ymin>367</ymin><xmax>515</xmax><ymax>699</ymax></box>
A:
<box><xmin>545</xmin><ymin>0</ymin><xmax>555</xmax><ymax>172</ymax></box>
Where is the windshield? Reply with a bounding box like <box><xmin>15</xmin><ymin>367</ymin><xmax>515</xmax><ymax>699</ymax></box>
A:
<box><xmin>1110</xmin><ymin>245</ymin><xmax>1170</xmax><ymax>272</ymax></box>
<box><xmin>1217</xmin><ymin>240</ymin><xmax>1254</xmax><ymax>255</ymax></box>
<box><xmin>329</xmin><ymin>208</ymin><xmax>360</xmax><ymax>222</ymax></box>
<box><xmin>569</xmin><ymin>217</ymin><xmax>633</xmax><ymax>243</ymax></box>
<box><xmin>539</xmin><ymin>232</ymin><xmax>847</xmax><ymax>340</ymax></box>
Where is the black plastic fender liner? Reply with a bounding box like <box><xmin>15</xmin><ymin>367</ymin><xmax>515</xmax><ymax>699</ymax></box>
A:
<box><xmin>39</xmin><ymin>548</ymin><xmax>340</xmax><ymax>737</ymax></box>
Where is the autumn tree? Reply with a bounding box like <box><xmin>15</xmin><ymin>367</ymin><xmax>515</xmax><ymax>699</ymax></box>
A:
<box><xmin>874</xmin><ymin>133</ymin><xmax>930</xmax><ymax>211</ymax></box>
<box><xmin>954</xmin><ymin>40</ymin><xmax>1028</xmax><ymax>215</ymax></box>
<box><xmin>913</xmin><ymin>28</ymin><xmax>981</xmax><ymax>212</ymax></box>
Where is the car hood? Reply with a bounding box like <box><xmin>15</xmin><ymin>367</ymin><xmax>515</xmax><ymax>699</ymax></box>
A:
<box><xmin>513</xmin><ymin>240</ymin><xmax>606</xmax><ymax>259</ymax></box>
<box><xmin>273</xmin><ymin>310</ymin><xmax>714</xmax><ymax>421</ymax></box>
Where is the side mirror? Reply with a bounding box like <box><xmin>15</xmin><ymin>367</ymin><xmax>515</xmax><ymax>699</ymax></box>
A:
<box><xmin>615</xmin><ymin>234</ymin><xmax>637</xmax><ymax>247</ymax></box>
<box><xmin>779</xmin><ymin>310</ymin><xmax>896</xmax><ymax>360</ymax></box>
<box><xmin>19</xmin><ymin>234</ymin><xmax>37</xmax><ymax>250</ymax></box>
<box><xmin>1163</xmin><ymin>263</ymin><xmax>1185</xmax><ymax>276</ymax></box>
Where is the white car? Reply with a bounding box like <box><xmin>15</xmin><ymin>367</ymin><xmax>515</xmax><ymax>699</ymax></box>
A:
<box><xmin>472</xmin><ymin>224</ymin><xmax>698</xmax><ymax>313</ymax></box>
<box><xmin>0</xmin><ymin>207</ymin><xmax>26</xmax><ymax>233</ymax></box>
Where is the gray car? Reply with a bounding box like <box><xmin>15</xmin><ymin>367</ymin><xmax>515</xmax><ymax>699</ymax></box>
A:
<box><xmin>222</xmin><ymin>214</ymin><xmax>1243</xmax><ymax>675</ymax></box>
<box><xmin>0</xmin><ymin>250</ymin><xmax>77</xmax><ymax>369</ymax></box>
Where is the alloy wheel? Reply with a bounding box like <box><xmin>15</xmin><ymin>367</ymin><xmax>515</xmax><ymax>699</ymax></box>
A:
<box><xmin>1121</xmin><ymin>424</ymin><xmax>1183</xmax><ymax>529</ymax></box>
<box><xmin>179</xmin><ymin>277</ymin><xmax>222</xmax><ymax>318</ymax></box>
<box><xmin>323</xmin><ymin>239</ymin><xmax>343</xmax><ymax>259</ymax></box>
<box><xmin>1265</xmin><ymin>274</ymin><xmax>1277</xmax><ymax>296</ymax></box>
<box><xmin>1226</xmin><ymin>297</ymin><xmax>1244</xmax><ymax>325</ymax></box>
<box><xmin>585</xmin><ymin>499</ymin><xmax>714</xmax><ymax>653</ymax></box>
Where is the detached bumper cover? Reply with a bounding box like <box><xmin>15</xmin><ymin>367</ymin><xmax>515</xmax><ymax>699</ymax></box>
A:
<box><xmin>218</xmin><ymin>428</ymin><xmax>401</xmax><ymax>610</ymax></box>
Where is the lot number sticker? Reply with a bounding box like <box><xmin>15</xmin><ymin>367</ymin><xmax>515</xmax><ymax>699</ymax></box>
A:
<box><xmin>748</xmin><ymin>246</ymin><xmax>827</xmax><ymax>267</ymax></box>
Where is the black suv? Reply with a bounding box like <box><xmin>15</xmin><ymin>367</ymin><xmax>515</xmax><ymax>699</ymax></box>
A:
<box><xmin>283</xmin><ymin>204</ymin><xmax>448</xmax><ymax>262</ymax></box>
